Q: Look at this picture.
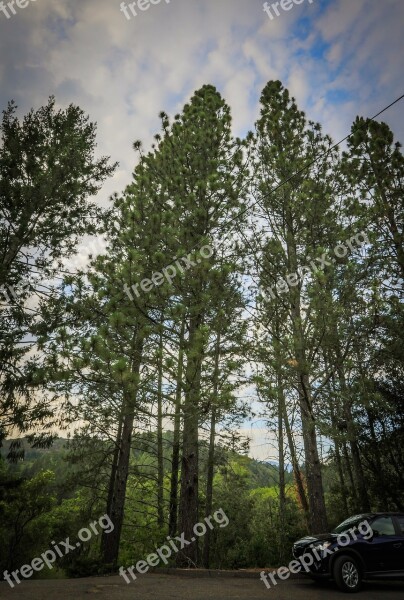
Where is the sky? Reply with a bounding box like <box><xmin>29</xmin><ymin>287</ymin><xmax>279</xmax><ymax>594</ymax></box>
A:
<box><xmin>2</xmin><ymin>0</ymin><xmax>404</xmax><ymax>460</ymax></box>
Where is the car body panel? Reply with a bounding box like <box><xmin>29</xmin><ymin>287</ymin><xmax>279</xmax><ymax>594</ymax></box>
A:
<box><xmin>292</xmin><ymin>512</ymin><xmax>404</xmax><ymax>589</ymax></box>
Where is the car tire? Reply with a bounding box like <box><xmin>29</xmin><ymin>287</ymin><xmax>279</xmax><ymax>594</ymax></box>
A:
<box><xmin>333</xmin><ymin>555</ymin><xmax>362</xmax><ymax>593</ymax></box>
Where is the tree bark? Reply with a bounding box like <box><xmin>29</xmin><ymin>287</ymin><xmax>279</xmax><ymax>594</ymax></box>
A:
<box><xmin>329</xmin><ymin>399</ymin><xmax>349</xmax><ymax>516</ymax></box>
<box><xmin>169</xmin><ymin>318</ymin><xmax>185</xmax><ymax>537</ymax></box>
<box><xmin>157</xmin><ymin>316</ymin><xmax>165</xmax><ymax>528</ymax></box>
<box><xmin>102</xmin><ymin>335</ymin><xmax>144</xmax><ymax>566</ymax></box>
<box><xmin>203</xmin><ymin>332</ymin><xmax>221</xmax><ymax>568</ymax></box>
<box><xmin>335</xmin><ymin>360</ymin><xmax>370</xmax><ymax>512</ymax></box>
<box><xmin>101</xmin><ymin>415</ymin><xmax>123</xmax><ymax>557</ymax></box>
<box><xmin>286</xmin><ymin>216</ymin><xmax>328</xmax><ymax>534</ymax></box>
<box><xmin>284</xmin><ymin>406</ymin><xmax>310</xmax><ymax>526</ymax></box>
<box><xmin>177</xmin><ymin>311</ymin><xmax>203</xmax><ymax>566</ymax></box>
<box><xmin>277</xmin><ymin>388</ymin><xmax>287</xmax><ymax>563</ymax></box>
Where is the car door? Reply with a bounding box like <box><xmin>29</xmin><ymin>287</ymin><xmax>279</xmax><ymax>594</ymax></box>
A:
<box><xmin>392</xmin><ymin>515</ymin><xmax>404</xmax><ymax>573</ymax></box>
<box><xmin>363</xmin><ymin>516</ymin><xmax>403</xmax><ymax>573</ymax></box>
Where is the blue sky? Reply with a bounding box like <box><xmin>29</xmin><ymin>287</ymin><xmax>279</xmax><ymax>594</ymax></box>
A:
<box><xmin>1</xmin><ymin>0</ymin><xmax>403</xmax><ymax>459</ymax></box>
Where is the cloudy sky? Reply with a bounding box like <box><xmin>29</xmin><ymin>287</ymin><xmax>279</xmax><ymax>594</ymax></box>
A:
<box><xmin>2</xmin><ymin>0</ymin><xmax>403</xmax><ymax>460</ymax></box>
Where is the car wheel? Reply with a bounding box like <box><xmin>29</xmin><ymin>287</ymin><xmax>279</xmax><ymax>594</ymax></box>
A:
<box><xmin>333</xmin><ymin>555</ymin><xmax>362</xmax><ymax>593</ymax></box>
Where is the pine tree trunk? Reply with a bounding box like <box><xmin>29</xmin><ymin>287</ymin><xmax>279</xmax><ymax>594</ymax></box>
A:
<box><xmin>335</xmin><ymin>439</ymin><xmax>350</xmax><ymax>515</ymax></box>
<box><xmin>273</xmin><ymin>333</ymin><xmax>287</xmax><ymax>561</ymax></box>
<box><xmin>203</xmin><ymin>332</ymin><xmax>221</xmax><ymax>568</ymax></box>
<box><xmin>157</xmin><ymin>317</ymin><xmax>165</xmax><ymax>528</ymax></box>
<box><xmin>366</xmin><ymin>408</ymin><xmax>388</xmax><ymax>509</ymax></box>
<box><xmin>203</xmin><ymin>406</ymin><xmax>216</xmax><ymax>568</ymax></box>
<box><xmin>278</xmin><ymin>393</ymin><xmax>286</xmax><ymax>563</ymax></box>
<box><xmin>286</xmin><ymin>220</ymin><xmax>328</xmax><ymax>533</ymax></box>
<box><xmin>177</xmin><ymin>312</ymin><xmax>203</xmax><ymax>566</ymax></box>
<box><xmin>298</xmin><ymin>384</ymin><xmax>328</xmax><ymax>533</ymax></box>
<box><xmin>101</xmin><ymin>415</ymin><xmax>123</xmax><ymax>557</ymax></box>
<box><xmin>284</xmin><ymin>406</ymin><xmax>310</xmax><ymax>526</ymax></box>
<box><xmin>329</xmin><ymin>401</ymin><xmax>349</xmax><ymax>515</ymax></box>
<box><xmin>102</xmin><ymin>336</ymin><xmax>143</xmax><ymax>566</ymax></box>
<box><xmin>342</xmin><ymin>440</ymin><xmax>356</xmax><ymax>494</ymax></box>
<box><xmin>168</xmin><ymin>319</ymin><xmax>185</xmax><ymax>537</ymax></box>
<box><xmin>346</xmin><ymin>415</ymin><xmax>370</xmax><ymax>511</ymax></box>
<box><xmin>336</xmin><ymin>362</ymin><xmax>370</xmax><ymax>512</ymax></box>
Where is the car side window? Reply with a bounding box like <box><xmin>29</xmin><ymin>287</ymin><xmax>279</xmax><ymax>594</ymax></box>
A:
<box><xmin>396</xmin><ymin>516</ymin><xmax>404</xmax><ymax>535</ymax></box>
<box><xmin>371</xmin><ymin>516</ymin><xmax>396</xmax><ymax>536</ymax></box>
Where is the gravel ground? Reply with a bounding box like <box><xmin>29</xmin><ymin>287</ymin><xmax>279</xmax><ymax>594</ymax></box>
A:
<box><xmin>0</xmin><ymin>572</ymin><xmax>403</xmax><ymax>599</ymax></box>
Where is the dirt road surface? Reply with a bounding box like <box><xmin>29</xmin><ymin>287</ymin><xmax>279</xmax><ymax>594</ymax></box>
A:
<box><xmin>1</xmin><ymin>573</ymin><xmax>403</xmax><ymax>599</ymax></box>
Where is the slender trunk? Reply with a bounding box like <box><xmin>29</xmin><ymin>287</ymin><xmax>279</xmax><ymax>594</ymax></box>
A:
<box><xmin>273</xmin><ymin>333</ymin><xmax>287</xmax><ymax>561</ymax></box>
<box><xmin>284</xmin><ymin>407</ymin><xmax>310</xmax><ymax>526</ymax></box>
<box><xmin>329</xmin><ymin>401</ymin><xmax>349</xmax><ymax>516</ymax></box>
<box><xmin>366</xmin><ymin>409</ymin><xmax>388</xmax><ymax>509</ymax></box>
<box><xmin>177</xmin><ymin>311</ymin><xmax>203</xmax><ymax>566</ymax></box>
<box><xmin>346</xmin><ymin>412</ymin><xmax>370</xmax><ymax>512</ymax></box>
<box><xmin>286</xmin><ymin>212</ymin><xmax>328</xmax><ymax>533</ymax></box>
<box><xmin>335</xmin><ymin>439</ymin><xmax>349</xmax><ymax>515</ymax></box>
<box><xmin>102</xmin><ymin>336</ymin><xmax>144</xmax><ymax>566</ymax></box>
<box><xmin>278</xmin><ymin>393</ymin><xmax>286</xmax><ymax>563</ymax></box>
<box><xmin>298</xmin><ymin>386</ymin><xmax>328</xmax><ymax>533</ymax></box>
<box><xmin>203</xmin><ymin>406</ymin><xmax>217</xmax><ymax>568</ymax></box>
<box><xmin>101</xmin><ymin>415</ymin><xmax>123</xmax><ymax>556</ymax></box>
<box><xmin>342</xmin><ymin>440</ymin><xmax>356</xmax><ymax>493</ymax></box>
<box><xmin>335</xmin><ymin>361</ymin><xmax>370</xmax><ymax>512</ymax></box>
<box><xmin>169</xmin><ymin>319</ymin><xmax>185</xmax><ymax>537</ymax></box>
<box><xmin>157</xmin><ymin>317</ymin><xmax>165</xmax><ymax>528</ymax></box>
<box><xmin>203</xmin><ymin>332</ymin><xmax>221</xmax><ymax>568</ymax></box>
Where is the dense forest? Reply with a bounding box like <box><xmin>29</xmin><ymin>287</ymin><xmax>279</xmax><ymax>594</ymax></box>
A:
<box><xmin>1</xmin><ymin>81</ymin><xmax>403</xmax><ymax>578</ymax></box>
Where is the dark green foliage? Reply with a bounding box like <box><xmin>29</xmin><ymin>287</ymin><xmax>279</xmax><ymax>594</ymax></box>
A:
<box><xmin>0</xmin><ymin>96</ymin><xmax>117</xmax><ymax>449</ymax></box>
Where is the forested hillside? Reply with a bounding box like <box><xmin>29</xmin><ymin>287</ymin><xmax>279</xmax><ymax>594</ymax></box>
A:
<box><xmin>0</xmin><ymin>436</ymin><xmax>304</xmax><ymax>573</ymax></box>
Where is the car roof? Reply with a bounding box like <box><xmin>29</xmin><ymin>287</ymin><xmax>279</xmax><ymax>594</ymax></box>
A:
<box><xmin>341</xmin><ymin>512</ymin><xmax>404</xmax><ymax>521</ymax></box>
<box><xmin>365</xmin><ymin>512</ymin><xmax>404</xmax><ymax>518</ymax></box>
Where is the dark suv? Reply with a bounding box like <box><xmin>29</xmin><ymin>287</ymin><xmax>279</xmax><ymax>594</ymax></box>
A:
<box><xmin>292</xmin><ymin>513</ymin><xmax>404</xmax><ymax>592</ymax></box>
